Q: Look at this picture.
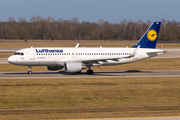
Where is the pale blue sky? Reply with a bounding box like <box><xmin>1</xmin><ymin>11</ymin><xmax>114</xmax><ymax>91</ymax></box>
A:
<box><xmin>0</xmin><ymin>0</ymin><xmax>179</xmax><ymax>23</ymax></box>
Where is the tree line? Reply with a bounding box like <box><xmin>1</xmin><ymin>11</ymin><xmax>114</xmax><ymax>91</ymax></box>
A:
<box><xmin>0</xmin><ymin>16</ymin><xmax>180</xmax><ymax>42</ymax></box>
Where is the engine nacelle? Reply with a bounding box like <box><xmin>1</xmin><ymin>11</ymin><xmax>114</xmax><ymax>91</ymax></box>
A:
<box><xmin>47</xmin><ymin>66</ymin><xmax>63</xmax><ymax>71</ymax></box>
<box><xmin>64</xmin><ymin>63</ymin><xmax>82</xmax><ymax>73</ymax></box>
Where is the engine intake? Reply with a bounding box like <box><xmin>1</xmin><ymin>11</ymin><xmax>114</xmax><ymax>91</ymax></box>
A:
<box><xmin>64</xmin><ymin>63</ymin><xmax>82</xmax><ymax>73</ymax></box>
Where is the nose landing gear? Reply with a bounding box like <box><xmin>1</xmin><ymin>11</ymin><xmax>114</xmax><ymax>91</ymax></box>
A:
<box><xmin>28</xmin><ymin>66</ymin><xmax>32</xmax><ymax>74</ymax></box>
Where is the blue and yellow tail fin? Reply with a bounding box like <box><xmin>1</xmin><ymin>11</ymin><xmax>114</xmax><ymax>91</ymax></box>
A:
<box><xmin>132</xmin><ymin>22</ymin><xmax>161</xmax><ymax>49</ymax></box>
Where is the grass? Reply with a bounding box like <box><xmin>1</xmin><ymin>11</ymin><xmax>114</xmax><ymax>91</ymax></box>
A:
<box><xmin>1</xmin><ymin>77</ymin><xmax>179</xmax><ymax>108</ymax></box>
<box><xmin>0</xmin><ymin>77</ymin><xmax>180</xmax><ymax>119</ymax></box>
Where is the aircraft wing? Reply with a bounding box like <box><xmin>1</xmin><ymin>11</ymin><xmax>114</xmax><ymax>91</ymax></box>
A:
<box><xmin>81</xmin><ymin>56</ymin><xmax>128</xmax><ymax>62</ymax></box>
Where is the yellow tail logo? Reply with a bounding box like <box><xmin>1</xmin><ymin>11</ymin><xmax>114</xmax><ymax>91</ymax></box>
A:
<box><xmin>147</xmin><ymin>29</ymin><xmax>157</xmax><ymax>41</ymax></box>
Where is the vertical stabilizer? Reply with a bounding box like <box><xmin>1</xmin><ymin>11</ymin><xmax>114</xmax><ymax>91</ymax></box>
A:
<box><xmin>132</xmin><ymin>22</ymin><xmax>161</xmax><ymax>49</ymax></box>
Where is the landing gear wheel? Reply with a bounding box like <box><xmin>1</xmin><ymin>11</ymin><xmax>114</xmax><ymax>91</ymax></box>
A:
<box><xmin>28</xmin><ymin>71</ymin><xmax>32</xmax><ymax>75</ymax></box>
<box><xmin>28</xmin><ymin>66</ymin><xmax>32</xmax><ymax>75</ymax></box>
<box><xmin>87</xmin><ymin>70</ymin><xmax>94</xmax><ymax>74</ymax></box>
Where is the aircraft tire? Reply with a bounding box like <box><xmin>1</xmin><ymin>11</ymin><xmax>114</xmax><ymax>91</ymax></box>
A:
<box><xmin>28</xmin><ymin>71</ymin><xmax>32</xmax><ymax>75</ymax></box>
<box><xmin>87</xmin><ymin>70</ymin><xmax>93</xmax><ymax>74</ymax></box>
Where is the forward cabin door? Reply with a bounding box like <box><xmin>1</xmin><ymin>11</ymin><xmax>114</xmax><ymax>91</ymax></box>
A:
<box><xmin>29</xmin><ymin>48</ymin><xmax>35</xmax><ymax>60</ymax></box>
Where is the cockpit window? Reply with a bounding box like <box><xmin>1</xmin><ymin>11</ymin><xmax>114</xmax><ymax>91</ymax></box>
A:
<box><xmin>14</xmin><ymin>52</ymin><xmax>24</xmax><ymax>55</ymax></box>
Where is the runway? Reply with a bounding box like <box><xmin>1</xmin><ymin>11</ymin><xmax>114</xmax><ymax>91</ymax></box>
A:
<box><xmin>1</xmin><ymin>70</ymin><xmax>180</xmax><ymax>79</ymax></box>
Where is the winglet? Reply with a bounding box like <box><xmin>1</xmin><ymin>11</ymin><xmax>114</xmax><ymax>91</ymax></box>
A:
<box><xmin>75</xmin><ymin>43</ymin><xmax>79</xmax><ymax>48</ymax></box>
<box><xmin>132</xmin><ymin>22</ymin><xmax>161</xmax><ymax>49</ymax></box>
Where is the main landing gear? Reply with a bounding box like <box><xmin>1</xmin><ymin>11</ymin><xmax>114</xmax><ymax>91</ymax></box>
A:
<box><xmin>28</xmin><ymin>66</ymin><xmax>32</xmax><ymax>75</ymax></box>
<box><xmin>87</xmin><ymin>67</ymin><xmax>94</xmax><ymax>74</ymax></box>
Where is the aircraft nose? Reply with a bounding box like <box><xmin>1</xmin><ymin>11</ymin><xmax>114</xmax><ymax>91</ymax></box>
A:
<box><xmin>7</xmin><ymin>56</ymin><xmax>14</xmax><ymax>64</ymax></box>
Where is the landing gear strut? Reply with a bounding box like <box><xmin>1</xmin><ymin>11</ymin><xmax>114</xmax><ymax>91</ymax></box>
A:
<box><xmin>28</xmin><ymin>66</ymin><xmax>32</xmax><ymax>74</ymax></box>
<box><xmin>87</xmin><ymin>67</ymin><xmax>94</xmax><ymax>74</ymax></box>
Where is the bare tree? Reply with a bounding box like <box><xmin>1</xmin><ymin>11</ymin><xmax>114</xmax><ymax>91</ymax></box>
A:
<box><xmin>8</xmin><ymin>17</ymin><xmax>16</xmax><ymax>22</ymax></box>
<box><xmin>18</xmin><ymin>17</ymin><xmax>26</xmax><ymax>22</ymax></box>
<box><xmin>121</xmin><ymin>19</ymin><xmax>127</xmax><ymax>39</ymax></box>
<box><xmin>146</xmin><ymin>20</ymin><xmax>151</xmax><ymax>26</ymax></box>
<box><xmin>0</xmin><ymin>16</ymin><xmax>180</xmax><ymax>42</ymax></box>
<box><xmin>162</xmin><ymin>19</ymin><xmax>166</xmax><ymax>28</ymax></box>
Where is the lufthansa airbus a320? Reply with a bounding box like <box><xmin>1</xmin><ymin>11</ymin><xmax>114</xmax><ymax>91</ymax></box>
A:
<box><xmin>8</xmin><ymin>22</ymin><xmax>163</xmax><ymax>74</ymax></box>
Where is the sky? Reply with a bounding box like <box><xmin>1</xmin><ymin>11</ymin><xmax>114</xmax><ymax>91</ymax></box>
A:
<box><xmin>0</xmin><ymin>0</ymin><xmax>179</xmax><ymax>23</ymax></box>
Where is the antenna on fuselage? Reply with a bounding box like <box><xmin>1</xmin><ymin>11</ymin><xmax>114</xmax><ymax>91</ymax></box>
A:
<box><xmin>75</xmin><ymin>43</ymin><xmax>79</xmax><ymax>48</ymax></box>
<box><xmin>31</xmin><ymin>46</ymin><xmax>33</xmax><ymax>48</ymax></box>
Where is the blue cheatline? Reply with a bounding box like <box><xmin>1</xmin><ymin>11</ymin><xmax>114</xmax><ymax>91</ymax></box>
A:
<box><xmin>132</xmin><ymin>22</ymin><xmax>161</xmax><ymax>49</ymax></box>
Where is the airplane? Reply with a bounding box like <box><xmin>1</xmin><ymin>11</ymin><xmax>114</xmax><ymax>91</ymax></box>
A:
<box><xmin>8</xmin><ymin>22</ymin><xmax>163</xmax><ymax>75</ymax></box>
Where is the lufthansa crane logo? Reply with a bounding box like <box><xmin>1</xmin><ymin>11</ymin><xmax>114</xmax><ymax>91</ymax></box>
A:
<box><xmin>147</xmin><ymin>29</ymin><xmax>157</xmax><ymax>41</ymax></box>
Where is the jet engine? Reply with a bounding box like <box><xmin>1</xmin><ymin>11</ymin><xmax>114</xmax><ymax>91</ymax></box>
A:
<box><xmin>64</xmin><ymin>62</ymin><xmax>82</xmax><ymax>73</ymax></box>
<box><xmin>47</xmin><ymin>66</ymin><xmax>63</xmax><ymax>71</ymax></box>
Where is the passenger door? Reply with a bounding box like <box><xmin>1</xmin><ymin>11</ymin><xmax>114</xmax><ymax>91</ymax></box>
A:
<box><xmin>29</xmin><ymin>48</ymin><xmax>35</xmax><ymax>60</ymax></box>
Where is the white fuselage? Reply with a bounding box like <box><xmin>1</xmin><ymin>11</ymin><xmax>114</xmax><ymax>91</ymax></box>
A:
<box><xmin>7</xmin><ymin>22</ymin><xmax>163</xmax><ymax>74</ymax></box>
<box><xmin>8</xmin><ymin>47</ymin><xmax>163</xmax><ymax>67</ymax></box>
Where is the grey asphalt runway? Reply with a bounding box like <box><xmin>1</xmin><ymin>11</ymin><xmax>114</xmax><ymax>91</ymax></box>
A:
<box><xmin>1</xmin><ymin>70</ymin><xmax>180</xmax><ymax>79</ymax></box>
